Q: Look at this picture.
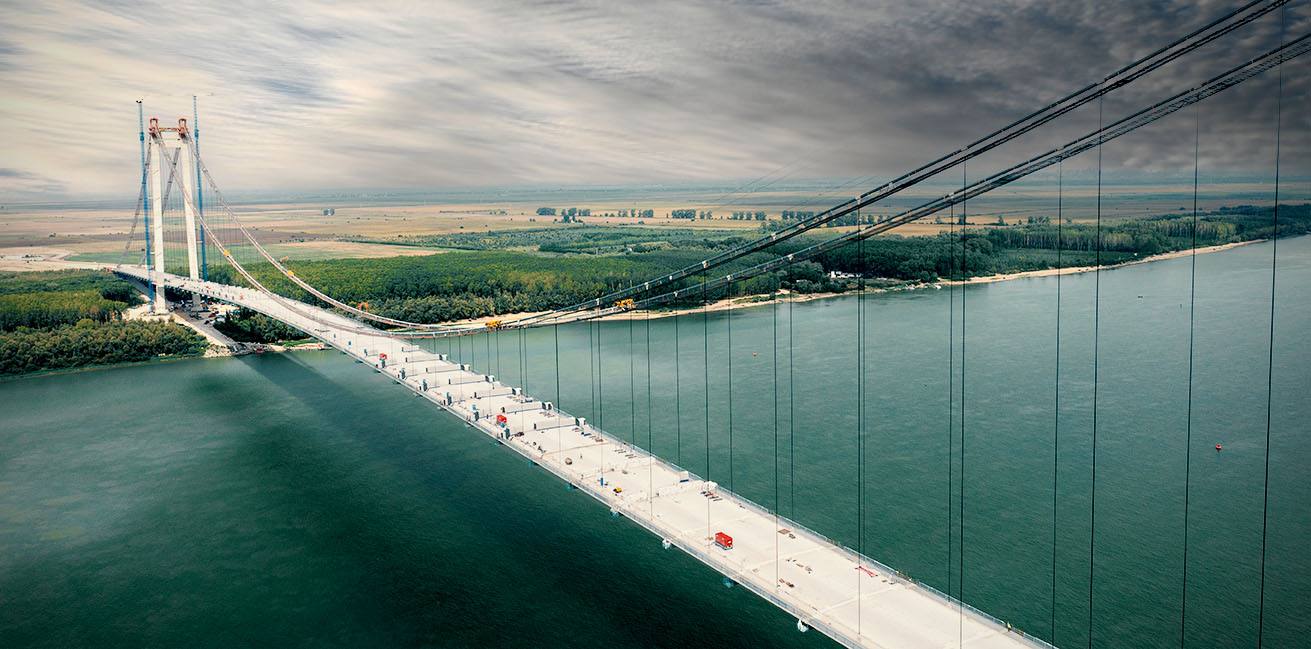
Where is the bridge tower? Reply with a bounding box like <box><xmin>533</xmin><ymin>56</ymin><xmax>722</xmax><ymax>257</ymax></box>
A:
<box><xmin>146</xmin><ymin>117</ymin><xmax>203</xmax><ymax>311</ymax></box>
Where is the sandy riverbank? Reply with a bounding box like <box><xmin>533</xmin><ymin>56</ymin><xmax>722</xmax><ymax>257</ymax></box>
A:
<box><xmin>952</xmin><ymin>240</ymin><xmax>1259</xmax><ymax>286</ymax></box>
<box><xmin>430</xmin><ymin>239</ymin><xmax>1264</xmax><ymax>329</ymax></box>
<box><xmin>567</xmin><ymin>239</ymin><xmax>1264</xmax><ymax>323</ymax></box>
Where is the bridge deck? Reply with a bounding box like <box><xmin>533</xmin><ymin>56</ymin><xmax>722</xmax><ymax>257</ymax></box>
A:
<box><xmin>119</xmin><ymin>266</ymin><xmax>1055</xmax><ymax>649</ymax></box>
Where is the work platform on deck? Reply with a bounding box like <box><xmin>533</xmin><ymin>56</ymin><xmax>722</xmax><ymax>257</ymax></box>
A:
<box><xmin>116</xmin><ymin>265</ymin><xmax>1055</xmax><ymax>649</ymax></box>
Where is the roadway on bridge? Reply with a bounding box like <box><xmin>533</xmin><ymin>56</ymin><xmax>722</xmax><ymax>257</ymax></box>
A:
<box><xmin>116</xmin><ymin>264</ymin><xmax>1054</xmax><ymax>649</ymax></box>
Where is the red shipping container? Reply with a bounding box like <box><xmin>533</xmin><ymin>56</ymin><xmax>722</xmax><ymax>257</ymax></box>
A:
<box><xmin>715</xmin><ymin>532</ymin><xmax>733</xmax><ymax>549</ymax></box>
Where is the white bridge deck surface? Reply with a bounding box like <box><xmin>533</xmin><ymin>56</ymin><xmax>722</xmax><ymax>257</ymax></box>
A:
<box><xmin>118</xmin><ymin>266</ymin><xmax>1055</xmax><ymax>649</ymax></box>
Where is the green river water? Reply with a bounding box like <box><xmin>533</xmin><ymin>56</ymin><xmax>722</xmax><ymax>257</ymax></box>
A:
<box><xmin>2</xmin><ymin>237</ymin><xmax>1307</xmax><ymax>648</ymax></box>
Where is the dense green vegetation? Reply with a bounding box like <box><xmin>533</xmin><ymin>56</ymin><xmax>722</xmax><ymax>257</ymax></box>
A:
<box><xmin>0</xmin><ymin>270</ymin><xmax>134</xmax><ymax>331</ymax></box>
<box><xmin>349</xmin><ymin>225</ymin><xmax>744</xmax><ymax>253</ymax></box>
<box><xmin>0</xmin><ymin>290</ymin><xmax>128</xmax><ymax>331</ymax></box>
<box><xmin>0</xmin><ymin>269</ymin><xmax>207</xmax><ymax>376</ymax></box>
<box><xmin>209</xmin><ymin>247</ymin><xmax>779</xmax><ymax>323</ymax></box>
<box><xmin>213</xmin><ymin>308</ymin><xmax>305</xmax><ymax>343</ymax></box>
<box><xmin>811</xmin><ymin>204</ymin><xmax>1311</xmax><ymax>283</ymax></box>
<box><xmin>209</xmin><ymin>204</ymin><xmax>1309</xmax><ymax>324</ymax></box>
<box><xmin>0</xmin><ymin>320</ymin><xmax>207</xmax><ymax>376</ymax></box>
<box><xmin>0</xmin><ymin>269</ymin><xmax>137</xmax><ymax>301</ymax></box>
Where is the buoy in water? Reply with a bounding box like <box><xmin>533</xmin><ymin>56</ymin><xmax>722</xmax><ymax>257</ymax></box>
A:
<box><xmin>1216</xmin><ymin>444</ymin><xmax>1222</xmax><ymax>451</ymax></box>
<box><xmin>753</xmin><ymin>352</ymin><xmax>757</xmax><ymax>357</ymax></box>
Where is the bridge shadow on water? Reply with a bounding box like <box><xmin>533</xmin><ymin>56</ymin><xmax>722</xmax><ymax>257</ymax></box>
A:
<box><xmin>0</xmin><ymin>351</ymin><xmax>827</xmax><ymax>649</ymax></box>
<box><xmin>215</xmin><ymin>350</ymin><xmax>833</xmax><ymax>648</ymax></box>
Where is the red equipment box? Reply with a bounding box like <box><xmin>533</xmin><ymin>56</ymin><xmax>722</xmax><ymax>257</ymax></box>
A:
<box><xmin>715</xmin><ymin>532</ymin><xmax>733</xmax><ymax>549</ymax></box>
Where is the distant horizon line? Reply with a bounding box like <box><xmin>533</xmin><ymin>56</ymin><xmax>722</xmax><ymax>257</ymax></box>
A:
<box><xmin>3</xmin><ymin>173</ymin><xmax>1307</xmax><ymax>210</ymax></box>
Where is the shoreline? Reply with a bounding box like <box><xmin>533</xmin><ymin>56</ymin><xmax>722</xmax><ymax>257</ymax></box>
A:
<box><xmin>0</xmin><ymin>238</ymin><xmax>1264</xmax><ymax>379</ymax></box>
<box><xmin>429</xmin><ymin>239</ymin><xmax>1264</xmax><ymax>327</ymax></box>
<box><xmin>582</xmin><ymin>239</ymin><xmax>1264</xmax><ymax>322</ymax></box>
<box><xmin>950</xmin><ymin>239</ymin><xmax>1258</xmax><ymax>287</ymax></box>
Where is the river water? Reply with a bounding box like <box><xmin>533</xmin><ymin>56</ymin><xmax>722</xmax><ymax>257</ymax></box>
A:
<box><xmin>2</xmin><ymin>237</ymin><xmax>1307</xmax><ymax>648</ymax></box>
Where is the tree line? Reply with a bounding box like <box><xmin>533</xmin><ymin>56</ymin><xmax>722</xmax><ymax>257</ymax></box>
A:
<box><xmin>0</xmin><ymin>269</ymin><xmax>208</xmax><ymax>375</ymax></box>
<box><xmin>213</xmin><ymin>308</ymin><xmax>305</xmax><ymax>343</ymax></box>
<box><xmin>202</xmin><ymin>204</ymin><xmax>1308</xmax><ymax>323</ymax></box>
<box><xmin>0</xmin><ymin>320</ymin><xmax>206</xmax><ymax>376</ymax></box>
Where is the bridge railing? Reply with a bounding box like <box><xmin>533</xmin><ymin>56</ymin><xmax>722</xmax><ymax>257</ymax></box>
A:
<box><xmin>143</xmin><ymin>267</ymin><xmax>1056</xmax><ymax>648</ymax></box>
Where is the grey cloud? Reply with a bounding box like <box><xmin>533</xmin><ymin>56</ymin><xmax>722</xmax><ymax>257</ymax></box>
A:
<box><xmin>0</xmin><ymin>0</ymin><xmax>1307</xmax><ymax>201</ymax></box>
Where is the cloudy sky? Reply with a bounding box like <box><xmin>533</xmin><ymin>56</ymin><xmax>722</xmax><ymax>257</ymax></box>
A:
<box><xmin>0</xmin><ymin>0</ymin><xmax>1306</xmax><ymax>201</ymax></box>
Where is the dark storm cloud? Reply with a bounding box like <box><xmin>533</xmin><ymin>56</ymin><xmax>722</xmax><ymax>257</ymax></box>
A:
<box><xmin>0</xmin><ymin>0</ymin><xmax>1305</xmax><ymax>199</ymax></box>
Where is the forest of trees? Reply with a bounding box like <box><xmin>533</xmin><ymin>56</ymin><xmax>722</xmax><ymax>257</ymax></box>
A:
<box><xmin>0</xmin><ymin>270</ymin><xmax>135</xmax><ymax>331</ymax></box>
<box><xmin>0</xmin><ymin>320</ymin><xmax>206</xmax><ymax>376</ymax></box>
<box><xmin>207</xmin><ymin>246</ymin><xmax>779</xmax><ymax>323</ymax></box>
<box><xmin>0</xmin><ymin>269</ymin><xmax>206</xmax><ymax>376</ymax></box>
<box><xmin>809</xmin><ymin>205</ymin><xmax>1311</xmax><ymax>283</ymax></box>
<box><xmin>0</xmin><ymin>289</ymin><xmax>127</xmax><ymax>331</ymax></box>
<box><xmin>206</xmin><ymin>204</ymin><xmax>1310</xmax><ymax>324</ymax></box>
<box><xmin>0</xmin><ymin>270</ymin><xmax>136</xmax><ymax>302</ymax></box>
<box><xmin>213</xmin><ymin>308</ymin><xmax>305</xmax><ymax>343</ymax></box>
<box><xmin>354</xmin><ymin>225</ymin><xmax>740</xmax><ymax>252</ymax></box>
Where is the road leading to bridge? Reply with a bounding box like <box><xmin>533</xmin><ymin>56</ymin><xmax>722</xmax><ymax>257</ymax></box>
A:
<box><xmin>116</xmin><ymin>264</ymin><xmax>1055</xmax><ymax>649</ymax></box>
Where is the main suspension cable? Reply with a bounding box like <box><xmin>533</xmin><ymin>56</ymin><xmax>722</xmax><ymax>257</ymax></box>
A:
<box><xmin>500</xmin><ymin>0</ymin><xmax>1285</xmax><ymax>330</ymax></box>
<box><xmin>540</xmin><ymin>34</ymin><xmax>1311</xmax><ymax>329</ymax></box>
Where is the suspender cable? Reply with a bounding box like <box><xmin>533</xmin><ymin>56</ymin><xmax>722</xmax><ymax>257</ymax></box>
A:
<box><xmin>1051</xmin><ymin>157</ymin><xmax>1065</xmax><ymax>643</ymax></box>
<box><xmin>704</xmin><ymin>267</ymin><xmax>712</xmax><ymax>540</ymax></box>
<box><xmin>590</xmin><ymin>319</ymin><xmax>597</xmax><ymax>425</ymax></box>
<box><xmin>948</xmin><ymin>199</ymin><xmax>957</xmax><ymax>596</ymax></box>
<box><xmin>630</xmin><ymin>309</ymin><xmax>636</xmax><ymax>445</ymax></box>
<box><xmin>192</xmin><ymin>97</ymin><xmax>207</xmax><ymax>282</ymax></box>
<box><xmin>1180</xmin><ymin>103</ymin><xmax>1200</xmax><ymax>649</ymax></box>
<box><xmin>1258</xmin><ymin>9</ymin><xmax>1285</xmax><ymax>645</ymax></box>
<box><xmin>959</xmin><ymin>160</ymin><xmax>969</xmax><ymax>649</ymax></box>
<box><xmin>704</xmin><ymin>269</ymin><xmax>711</xmax><ymax>480</ymax></box>
<box><xmin>642</xmin><ymin>308</ymin><xmax>647</xmax><ymax>519</ymax></box>
<box><xmin>135</xmin><ymin>101</ymin><xmax>155</xmax><ymax>308</ymax></box>
<box><xmin>675</xmin><ymin>303</ymin><xmax>683</xmax><ymax>466</ymax></box>
<box><xmin>789</xmin><ymin>282</ymin><xmax>796</xmax><ymax>518</ymax></box>
<box><xmin>728</xmin><ymin>277</ymin><xmax>735</xmax><ymax>493</ymax></box>
<box><xmin>598</xmin><ymin>318</ymin><xmax>605</xmax><ymax>432</ymax></box>
<box><xmin>857</xmin><ymin>224</ymin><xmax>866</xmax><ymax>637</ymax></box>
<box><xmin>1089</xmin><ymin>94</ymin><xmax>1105</xmax><ymax>649</ymax></box>
<box><xmin>554</xmin><ymin>322</ymin><xmax>561</xmax><ymax>409</ymax></box>
<box><xmin>774</xmin><ymin>271</ymin><xmax>781</xmax><ymax>590</ymax></box>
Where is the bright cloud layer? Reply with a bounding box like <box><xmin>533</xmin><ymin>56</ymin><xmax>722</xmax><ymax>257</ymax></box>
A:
<box><xmin>0</xmin><ymin>0</ymin><xmax>1306</xmax><ymax>201</ymax></box>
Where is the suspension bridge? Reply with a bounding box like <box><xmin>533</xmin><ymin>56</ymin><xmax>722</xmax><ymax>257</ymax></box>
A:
<box><xmin>111</xmin><ymin>3</ymin><xmax>1305</xmax><ymax>647</ymax></box>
